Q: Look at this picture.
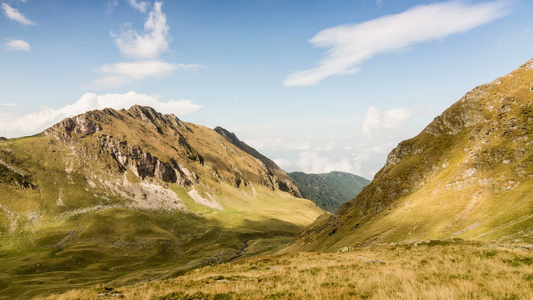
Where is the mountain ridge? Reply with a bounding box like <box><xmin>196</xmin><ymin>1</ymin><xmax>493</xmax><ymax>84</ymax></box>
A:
<box><xmin>213</xmin><ymin>126</ymin><xmax>302</xmax><ymax>198</ymax></box>
<box><xmin>288</xmin><ymin>58</ymin><xmax>533</xmax><ymax>252</ymax></box>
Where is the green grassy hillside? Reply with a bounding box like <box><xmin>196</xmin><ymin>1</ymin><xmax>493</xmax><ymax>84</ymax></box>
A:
<box><xmin>37</xmin><ymin>240</ymin><xmax>533</xmax><ymax>300</ymax></box>
<box><xmin>289</xmin><ymin>58</ymin><xmax>533</xmax><ymax>252</ymax></box>
<box><xmin>288</xmin><ymin>171</ymin><xmax>370</xmax><ymax>212</ymax></box>
<box><xmin>0</xmin><ymin>106</ymin><xmax>323</xmax><ymax>299</ymax></box>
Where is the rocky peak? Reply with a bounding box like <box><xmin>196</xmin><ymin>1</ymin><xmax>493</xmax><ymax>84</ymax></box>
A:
<box><xmin>521</xmin><ymin>57</ymin><xmax>533</xmax><ymax>71</ymax></box>
<box><xmin>125</xmin><ymin>105</ymin><xmax>190</xmax><ymax>135</ymax></box>
<box><xmin>126</xmin><ymin>105</ymin><xmax>165</xmax><ymax>124</ymax></box>
<box><xmin>44</xmin><ymin>112</ymin><xmax>102</xmax><ymax>141</ymax></box>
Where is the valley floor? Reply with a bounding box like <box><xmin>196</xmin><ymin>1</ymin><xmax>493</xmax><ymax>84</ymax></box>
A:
<box><xmin>37</xmin><ymin>240</ymin><xmax>532</xmax><ymax>300</ymax></box>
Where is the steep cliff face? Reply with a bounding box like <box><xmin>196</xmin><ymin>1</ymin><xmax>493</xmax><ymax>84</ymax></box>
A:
<box><xmin>290</xmin><ymin>58</ymin><xmax>533</xmax><ymax>252</ymax></box>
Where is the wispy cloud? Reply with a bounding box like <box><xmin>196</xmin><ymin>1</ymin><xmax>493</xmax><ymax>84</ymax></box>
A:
<box><xmin>127</xmin><ymin>0</ymin><xmax>149</xmax><ymax>13</ymax></box>
<box><xmin>92</xmin><ymin>60</ymin><xmax>177</xmax><ymax>87</ymax></box>
<box><xmin>90</xmin><ymin>61</ymin><xmax>204</xmax><ymax>88</ymax></box>
<box><xmin>1</xmin><ymin>3</ymin><xmax>35</xmax><ymax>25</ymax></box>
<box><xmin>0</xmin><ymin>103</ymin><xmax>17</xmax><ymax>107</ymax></box>
<box><xmin>362</xmin><ymin>106</ymin><xmax>413</xmax><ymax>139</ymax></box>
<box><xmin>0</xmin><ymin>92</ymin><xmax>202</xmax><ymax>138</ymax></box>
<box><xmin>283</xmin><ymin>0</ymin><xmax>510</xmax><ymax>86</ymax></box>
<box><xmin>105</xmin><ymin>0</ymin><xmax>119</xmax><ymax>14</ymax></box>
<box><xmin>5</xmin><ymin>39</ymin><xmax>30</xmax><ymax>51</ymax></box>
<box><xmin>113</xmin><ymin>1</ymin><xmax>169</xmax><ymax>59</ymax></box>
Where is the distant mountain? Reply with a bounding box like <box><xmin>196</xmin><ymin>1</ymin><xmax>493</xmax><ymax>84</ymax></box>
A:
<box><xmin>0</xmin><ymin>105</ymin><xmax>323</xmax><ymax>298</ymax></box>
<box><xmin>290</xmin><ymin>58</ymin><xmax>533</xmax><ymax>252</ymax></box>
<box><xmin>288</xmin><ymin>171</ymin><xmax>370</xmax><ymax>212</ymax></box>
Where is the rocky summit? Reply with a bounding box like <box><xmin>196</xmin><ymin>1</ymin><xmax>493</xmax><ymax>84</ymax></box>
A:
<box><xmin>0</xmin><ymin>105</ymin><xmax>323</xmax><ymax>299</ymax></box>
<box><xmin>289</xmin><ymin>58</ymin><xmax>533</xmax><ymax>252</ymax></box>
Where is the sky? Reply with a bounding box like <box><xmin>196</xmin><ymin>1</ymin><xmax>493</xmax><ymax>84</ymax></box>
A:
<box><xmin>1</xmin><ymin>0</ymin><xmax>532</xmax><ymax>179</ymax></box>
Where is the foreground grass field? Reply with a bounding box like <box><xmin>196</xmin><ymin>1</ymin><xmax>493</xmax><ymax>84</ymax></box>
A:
<box><xmin>38</xmin><ymin>240</ymin><xmax>532</xmax><ymax>300</ymax></box>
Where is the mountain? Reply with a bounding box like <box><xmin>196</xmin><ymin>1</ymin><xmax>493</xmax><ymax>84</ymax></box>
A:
<box><xmin>288</xmin><ymin>171</ymin><xmax>370</xmax><ymax>212</ymax></box>
<box><xmin>289</xmin><ymin>58</ymin><xmax>533</xmax><ymax>252</ymax></box>
<box><xmin>36</xmin><ymin>61</ymin><xmax>533</xmax><ymax>300</ymax></box>
<box><xmin>0</xmin><ymin>105</ymin><xmax>323</xmax><ymax>299</ymax></box>
<box><xmin>213</xmin><ymin>127</ymin><xmax>302</xmax><ymax>198</ymax></box>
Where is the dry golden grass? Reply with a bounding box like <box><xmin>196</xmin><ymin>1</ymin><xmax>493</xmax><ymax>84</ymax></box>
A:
<box><xmin>37</xmin><ymin>240</ymin><xmax>533</xmax><ymax>300</ymax></box>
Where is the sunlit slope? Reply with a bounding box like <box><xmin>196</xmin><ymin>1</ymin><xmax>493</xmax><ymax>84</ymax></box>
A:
<box><xmin>0</xmin><ymin>105</ymin><xmax>322</xmax><ymax>298</ymax></box>
<box><xmin>38</xmin><ymin>241</ymin><xmax>533</xmax><ymax>300</ymax></box>
<box><xmin>290</xmin><ymin>59</ymin><xmax>533</xmax><ymax>252</ymax></box>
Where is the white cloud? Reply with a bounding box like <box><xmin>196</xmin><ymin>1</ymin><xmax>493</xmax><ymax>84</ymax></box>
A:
<box><xmin>273</xmin><ymin>158</ymin><xmax>292</xmax><ymax>170</ymax></box>
<box><xmin>244</xmin><ymin>138</ymin><xmax>284</xmax><ymax>150</ymax></box>
<box><xmin>362</xmin><ymin>106</ymin><xmax>413</xmax><ymax>138</ymax></box>
<box><xmin>127</xmin><ymin>0</ymin><xmax>149</xmax><ymax>13</ymax></box>
<box><xmin>113</xmin><ymin>1</ymin><xmax>169</xmax><ymax>59</ymax></box>
<box><xmin>0</xmin><ymin>92</ymin><xmax>202</xmax><ymax>138</ymax></box>
<box><xmin>283</xmin><ymin>0</ymin><xmax>510</xmax><ymax>86</ymax></box>
<box><xmin>95</xmin><ymin>60</ymin><xmax>177</xmax><ymax>86</ymax></box>
<box><xmin>0</xmin><ymin>103</ymin><xmax>17</xmax><ymax>107</ymax></box>
<box><xmin>91</xmin><ymin>60</ymin><xmax>204</xmax><ymax>88</ymax></box>
<box><xmin>286</xmin><ymin>142</ymin><xmax>312</xmax><ymax>151</ymax></box>
<box><xmin>105</xmin><ymin>0</ymin><xmax>119</xmax><ymax>14</ymax></box>
<box><xmin>5</xmin><ymin>39</ymin><xmax>30</xmax><ymax>51</ymax></box>
<box><xmin>1</xmin><ymin>3</ymin><xmax>35</xmax><ymax>25</ymax></box>
<box><xmin>295</xmin><ymin>151</ymin><xmax>360</xmax><ymax>174</ymax></box>
<box><xmin>93</xmin><ymin>1</ymin><xmax>203</xmax><ymax>87</ymax></box>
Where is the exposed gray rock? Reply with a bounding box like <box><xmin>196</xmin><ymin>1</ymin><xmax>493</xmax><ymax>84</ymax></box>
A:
<box><xmin>44</xmin><ymin>113</ymin><xmax>102</xmax><ymax>140</ymax></box>
<box><xmin>96</xmin><ymin>134</ymin><xmax>193</xmax><ymax>187</ymax></box>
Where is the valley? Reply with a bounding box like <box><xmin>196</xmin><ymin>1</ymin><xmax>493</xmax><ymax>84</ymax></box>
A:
<box><xmin>1</xmin><ymin>60</ymin><xmax>533</xmax><ymax>300</ymax></box>
<box><xmin>2</xmin><ymin>1</ymin><xmax>533</xmax><ymax>299</ymax></box>
<box><xmin>288</xmin><ymin>171</ymin><xmax>370</xmax><ymax>212</ymax></box>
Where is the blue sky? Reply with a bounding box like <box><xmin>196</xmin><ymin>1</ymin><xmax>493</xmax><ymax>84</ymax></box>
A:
<box><xmin>1</xmin><ymin>0</ymin><xmax>532</xmax><ymax>178</ymax></box>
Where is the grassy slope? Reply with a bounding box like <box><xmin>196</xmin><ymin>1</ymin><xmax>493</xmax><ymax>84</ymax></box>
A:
<box><xmin>0</xmin><ymin>108</ymin><xmax>323</xmax><ymax>299</ymax></box>
<box><xmin>287</xmin><ymin>59</ymin><xmax>533</xmax><ymax>252</ymax></box>
<box><xmin>37</xmin><ymin>241</ymin><xmax>533</xmax><ymax>300</ymax></box>
<box><xmin>288</xmin><ymin>171</ymin><xmax>370</xmax><ymax>212</ymax></box>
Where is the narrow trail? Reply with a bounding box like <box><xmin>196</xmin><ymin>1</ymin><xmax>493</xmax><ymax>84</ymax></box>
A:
<box><xmin>474</xmin><ymin>214</ymin><xmax>533</xmax><ymax>238</ymax></box>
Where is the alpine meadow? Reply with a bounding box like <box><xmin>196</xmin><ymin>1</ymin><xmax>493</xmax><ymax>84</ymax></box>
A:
<box><xmin>1</xmin><ymin>0</ymin><xmax>533</xmax><ymax>299</ymax></box>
